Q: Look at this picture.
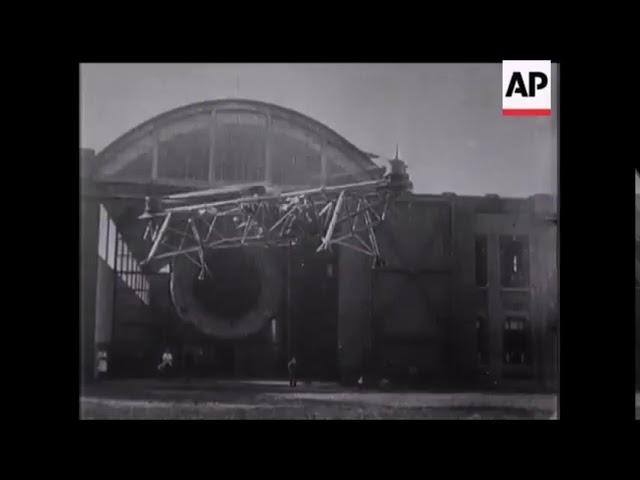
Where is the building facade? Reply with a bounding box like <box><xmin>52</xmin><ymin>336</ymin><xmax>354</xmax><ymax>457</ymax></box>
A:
<box><xmin>80</xmin><ymin>99</ymin><xmax>558</xmax><ymax>391</ymax></box>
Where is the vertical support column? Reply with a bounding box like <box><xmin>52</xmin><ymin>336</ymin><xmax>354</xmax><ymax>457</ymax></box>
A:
<box><xmin>80</xmin><ymin>179</ymin><xmax>99</xmax><ymax>386</ymax></box>
<box><xmin>264</xmin><ymin>113</ymin><xmax>273</xmax><ymax>184</ymax></box>
<box><xmin>208</xmin><ymin>110</ymin><xmax>216</xmax><ymax>185</ymax></box>
<box><xmin>368</xmin><ymin>264</ymin><xmax>376</xmax><ymax>380</ymax></box>
<box><xmin>151</xmin><ymin>129</ymin><xmax>159</xmax><ymax>180</ymax></box>
<box><xmin>111</xmin><ymin>229</ymin><xmax>120</xmax><ymax>371</ymax></box>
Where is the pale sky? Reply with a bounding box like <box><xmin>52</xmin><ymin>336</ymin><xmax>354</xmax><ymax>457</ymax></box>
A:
<box><xmin>80</xmin><ymin>63</ymin><xmax>558</xmax><ymax>197</ymax></box>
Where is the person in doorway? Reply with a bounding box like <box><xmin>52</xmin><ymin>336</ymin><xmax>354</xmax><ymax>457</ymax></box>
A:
<box><xmin>157</xmin><ymin>348</ymin><xmax>173</xmax><ymax>377</ymax></box>
<box><xmin>287</xmin><ymin>356</ymin><xmax>297</xmax><ymax>387</ymax></box>
<box><xmin>96</xmin><ymin>350</ymin><xmax>108</xmax><ymax>382</ymax></box>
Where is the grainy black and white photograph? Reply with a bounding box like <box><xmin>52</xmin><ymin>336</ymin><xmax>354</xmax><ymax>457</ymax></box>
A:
<box><xmin>80</xmin><ymin>63</ymin><xmax>559</xmax><ymax>419</ymax></box>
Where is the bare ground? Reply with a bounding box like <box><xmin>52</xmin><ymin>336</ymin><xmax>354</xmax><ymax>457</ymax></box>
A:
<box><xmin>80</xmin><ymin>379</ymin><xmax>558</xmax><ymax>420</ymax></box>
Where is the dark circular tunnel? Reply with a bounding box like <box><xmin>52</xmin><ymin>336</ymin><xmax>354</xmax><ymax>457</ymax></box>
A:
<box><xmin>170</xmin><ymin>246</ymin><xmax>283</xmax><ymax>339</ymax></box>
<box><xmin>191</xmin><ymin>249</ymin><xmax>263</xmax><ymax>320</ymax></box>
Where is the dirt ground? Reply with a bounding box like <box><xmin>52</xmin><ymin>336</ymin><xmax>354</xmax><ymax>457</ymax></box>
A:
<box><xmin>80</xmin><ymin>379</ymin><xmax>558</xmax><ymax>420</ymax></box>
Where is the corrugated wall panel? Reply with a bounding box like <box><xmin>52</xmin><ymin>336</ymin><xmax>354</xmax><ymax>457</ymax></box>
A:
<box><xmin>374</xmin><ymin>199</ymin><xmax>452</xmax><ymax>378</ymax></box>
<box><xmin>376</xmin><ymin>200</ymin><xmax>451</xmax><ymax>271</ymax></box>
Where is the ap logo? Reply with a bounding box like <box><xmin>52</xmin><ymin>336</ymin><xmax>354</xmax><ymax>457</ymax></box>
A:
<box><xmin>502</xmin><ymin>60</ymin><xmax>551</xmax><ymax>116</ymax></box>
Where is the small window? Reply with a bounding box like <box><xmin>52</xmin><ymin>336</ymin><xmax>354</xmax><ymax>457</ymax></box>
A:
<box><xmin>500</xmin><ymin>235</ymin><xmax>529</xmax><ymax>288</ymax></box>
<box><xmin>116</xmin><ymin>236</ymin><xmax>124</xmax><ymax>272</ymax></box>
<box><xmin>501</xmin><ymin>290</ymin><xmax>530</xmax><ymax>312</ymax></box>
<box><xmin>117</xmin><ymin>236</ymin><xmax>126</xmax><ymax>272</ymax></box>
<box><xmin>107</xmin><ymin>219</ymin><xmax>117</xmax><ymax>268</ymax></box>
<box><xmin>98</xmin><ymin>205</ymin><xmax>108</xmax><ymax>262</ymax></box>
<box><xmin>158</xmin><ymin>122</ymin><xmax>210</xmax><ymax>182</ymax></box>
<box><xmin>503</xmin><ymin>316</ymin><xmax>530</xmax><ymax>365</ymax></box>
<box><xmin>327</xmin><ymin>264</ymin><xmax>334</xmax><ymax>278</ymax></box>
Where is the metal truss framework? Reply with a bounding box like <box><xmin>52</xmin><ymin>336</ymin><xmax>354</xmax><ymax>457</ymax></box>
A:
<box><xmin>139</xmin><ymin>157</ymin><xmax>412</xmax><ymax>279</ymax></box>
<box><xmin>140</xmin><ymin>178</ymin><xmax>402</xmax><ymax>278</ymax></box>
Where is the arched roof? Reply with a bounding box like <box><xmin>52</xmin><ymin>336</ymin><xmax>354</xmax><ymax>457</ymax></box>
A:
<box><xmin>93</xmin><ymin>99</ymin><xmax>379</xmax><ymax>187</ymax></box>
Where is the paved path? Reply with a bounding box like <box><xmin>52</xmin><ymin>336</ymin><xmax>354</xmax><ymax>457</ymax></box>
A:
<box><xmin>80</xmin><ymin>379</ymin><xmax>558</xmax><ymax>420</ymax></box>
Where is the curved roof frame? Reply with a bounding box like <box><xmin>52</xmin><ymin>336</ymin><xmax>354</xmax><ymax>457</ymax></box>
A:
<box><xmin>93</xmin><ymin>99</ymin><xmax>379</xmax><ymax>187</ymax></box>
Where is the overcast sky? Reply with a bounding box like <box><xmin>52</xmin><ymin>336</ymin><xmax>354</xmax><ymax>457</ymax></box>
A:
<box><xmin>80</xmin><ymin>63</ymin><xmax>558</xmax><ymax>197</ymax></box>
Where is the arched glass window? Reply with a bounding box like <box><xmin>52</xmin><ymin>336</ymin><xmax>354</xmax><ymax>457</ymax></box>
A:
<box><xmin>158</xmin><ymin>118</ymin><xmax>210</xmax><ymax>182</ymax></box>
<box><xmin>214</xmin><ymin>111</ymin><xmax>266</xmax><ymax>182</ymax></box>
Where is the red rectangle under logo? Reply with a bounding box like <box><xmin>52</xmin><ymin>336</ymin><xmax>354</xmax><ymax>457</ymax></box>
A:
<box><xmin>502</xmin><ymin>109</ymin><xmax>551</xmax><ymax>116</ymax></box>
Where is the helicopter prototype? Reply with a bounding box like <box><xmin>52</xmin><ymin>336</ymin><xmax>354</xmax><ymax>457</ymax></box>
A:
<box><xmin>137</xmin><ymin>155</ymin><xmax>413</xmax><ymax>280</ymax></box>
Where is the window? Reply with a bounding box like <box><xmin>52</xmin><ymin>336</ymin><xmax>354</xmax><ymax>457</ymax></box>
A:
<box><xmin>98</xmin><ymin>205</ymin><xmax>108</xmax><ymax>261</ymax></box>
<box><xmin>269</xmin><ymin>118</ymin><xmax>322</xmax><ymax>186</ymax></box>
<box><xmin>157</xmin><ymin>116</ymin><xmax>210</xmax><ymax>182</ymax></box>
<box><xmin>117</xmin><ymin>235</ymin><xmax>124</xmax><ymax>272</ymax></box>
<box><xmin>326</xmin><ymin>157</ymin><xmax>349</xmax><ymax>185</ymax></box>
<box><xmin>214</xmin><ymin>112</ymin><xmax>266</xmax><ymax>182</ymax></box>
<box><xmin>500</xmin><ymin>235</ymin><xmax>529</xmax><ymax>288</ymax></box>
<box><xmin>125</xmin><ymin>252</ymin><xmax>132</xmax><ymax>286</ymax></box>
<box><xmin>110</xmin><ymin>227</ymin><xmax>151</xmax><ymax>302</ymax></box>
<box><xmin>501</xmin><ymin>290</ymin><xmax>530</xmax><ymax>312</ymax></box>
<box><xmin>118</xmin><ymin>150</ymin><xmax>152</xmax><ymax>178</ymax></box>
<box><xmin>107</xmin><ymin>219</ymin><xmax>117</xmax><ymax>268</ymax></box>
<box><xmin>475</xmin><ymin>235</ymin><xmax>488</xmax><ymax>286</ymax></box>
<box><xmin>503</xmin><ymin>316</ymin><xmax>530</xmax><ymax>365</ymax></box>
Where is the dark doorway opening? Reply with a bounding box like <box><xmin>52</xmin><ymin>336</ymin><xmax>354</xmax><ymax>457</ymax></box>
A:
<box><xmin>288</xmin><ymin>246</ymin><xmax>339</xmax><ymax>381</ymax></box>
<box><xmin>215</xmin><ymin>342</ymin><xmax>236</xmax><ymax>377</ymax></box>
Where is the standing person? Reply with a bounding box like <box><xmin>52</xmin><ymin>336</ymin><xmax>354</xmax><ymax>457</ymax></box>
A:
<box><xmin>157</xmin><ymin>348</ymin><xmax>173</xmax><ymax>377</ymax></box>
<box><xmin>96</xmin><ymin>350</ymin><xmax>108</xmax><ymax>382</ymax></box>
<box><xmin>287</xmin><ymin>356</ymin><xmax>297</xmax><ymax>387</ymax></box>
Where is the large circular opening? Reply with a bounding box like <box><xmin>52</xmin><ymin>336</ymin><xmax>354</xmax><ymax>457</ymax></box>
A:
<box><xmin>191</xmin><ymin>249</ymin><xmax>263</xmax><ymax>319</ymax></box>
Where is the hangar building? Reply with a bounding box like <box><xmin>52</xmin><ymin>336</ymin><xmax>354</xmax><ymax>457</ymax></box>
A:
<box><xmin>80</xmin><ymin>99</ymin><xmax>559</xmax><ymax>390</ymax></box>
